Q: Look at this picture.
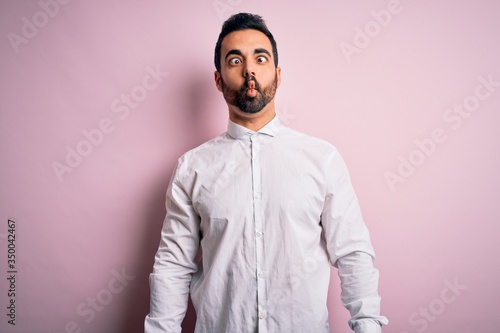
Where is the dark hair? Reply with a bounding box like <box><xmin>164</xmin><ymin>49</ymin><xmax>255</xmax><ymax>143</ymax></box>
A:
<box><xmin>214</xmin><ymin>13</ymin><xmax>278</xmax><ymax>72</ymax></box>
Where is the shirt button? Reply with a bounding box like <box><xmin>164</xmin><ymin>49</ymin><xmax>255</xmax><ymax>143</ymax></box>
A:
<box><xmin>254</xmin><ymin>193</ymin><xmax>261</xmax><ymax>199</ymax></box>
<box><xmin>256</xmin><ymin>231</ymin><xmax>263</xmax><ymax>238</ymax></box>
<box><xmin>259</xmin><ymin>313</ymin><xmax>266</xmax><ymax>320</ymax></box>
<box><xmin>258</xmin><ymin>272</ymin><xmax>265</xmax><ymax>279</ymax></box>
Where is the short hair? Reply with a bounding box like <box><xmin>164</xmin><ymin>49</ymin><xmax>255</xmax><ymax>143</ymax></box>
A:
<box><xmin>214</xmin><ymin>13</ymin><xmax>279</xmax><ymax>72</ymax></box>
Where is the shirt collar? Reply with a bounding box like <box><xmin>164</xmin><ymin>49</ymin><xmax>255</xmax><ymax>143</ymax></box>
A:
<box><xmin>227</xmin><ymin>115</ymin><xmax>283</xmax><ymax>139</ymax></box>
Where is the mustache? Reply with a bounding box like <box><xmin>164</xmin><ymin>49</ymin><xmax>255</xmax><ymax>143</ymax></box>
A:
<box><xmin>242</xmin><ymin>75</ymin><xmax>261</xmax><ymax>91</ymax></box>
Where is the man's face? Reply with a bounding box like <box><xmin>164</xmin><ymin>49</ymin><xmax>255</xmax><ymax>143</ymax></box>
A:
<box><xmin>215</xmin><ymin>29</ymin><xmax>281</xmax><ymax>115</ymax></box>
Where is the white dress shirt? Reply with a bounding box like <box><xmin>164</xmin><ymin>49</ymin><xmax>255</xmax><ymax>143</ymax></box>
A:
<box><xmin>145</xmin><ymin>116</ymin><xmax>388</xmax><ymax>333</ymax></box>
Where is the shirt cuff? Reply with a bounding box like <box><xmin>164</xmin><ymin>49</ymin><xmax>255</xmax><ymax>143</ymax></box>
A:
<box><xmin>353</xmin><ymin>321</ymin><xmax>384</xmax><ymax>333</ymax></box>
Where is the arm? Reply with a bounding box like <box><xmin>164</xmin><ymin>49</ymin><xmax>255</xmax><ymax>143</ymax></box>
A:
<box><xmin>337</xmin><ymin>251</ymin><xmax>387</xmax><ymax>333</ymax></box>
<box><xmin>145</xmin><ymin>163</ymin><xmax>200</xmax><ymax>333</ymax></box>
<box><xmin>320</xmin><ymin>149</ymin><xmax>388</xmax><ymax>332</ymax></box>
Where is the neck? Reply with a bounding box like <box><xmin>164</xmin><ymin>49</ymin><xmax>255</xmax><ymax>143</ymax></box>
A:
<box><xmin>228</xmin><ymin>103</ymin><xmax>276</xmax><ymax>132</ymax></box>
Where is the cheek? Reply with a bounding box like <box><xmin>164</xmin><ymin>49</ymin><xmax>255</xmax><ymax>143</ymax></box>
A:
<box><xmin>260</xmin><ymin>68</ymin><xmax>278</xmax><ymax>84</ymax></box>
<box><xmin>221</xmin><ymin>70</ymin><xmax>244</xmax><ymax>87</ymax></box>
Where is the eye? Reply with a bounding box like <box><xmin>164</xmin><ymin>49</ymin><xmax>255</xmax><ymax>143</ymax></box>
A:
<box><xmin>256</xmin><ymin>56</ymin><xmax>268</xmax><ymax>63</ymax></box>
<box><xmin>229</xmin><ymin>58</ymin><xmax>241</xmax><ymax>65</ymax></box>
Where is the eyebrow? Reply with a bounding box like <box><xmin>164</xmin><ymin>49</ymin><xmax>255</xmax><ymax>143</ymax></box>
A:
<box><xmin>254</xmin><ymin>48</ymin><xmax>271</xmax><ymax>57</ymax></box>
<box><xmin>224</xmin><ymin>48</ymin><xmax>272</xmax><ymax>60</ymax></box>
<box><xmin>225</xmin><ymin>49</ymin><xmax>243</xmax><ymax>60</ymax></box>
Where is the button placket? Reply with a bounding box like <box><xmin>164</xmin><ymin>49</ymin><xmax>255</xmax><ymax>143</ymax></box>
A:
<box><xmin>251</xmin><ymin>134</ymin><xmax>267</xmax><ymax>331</ymax></box>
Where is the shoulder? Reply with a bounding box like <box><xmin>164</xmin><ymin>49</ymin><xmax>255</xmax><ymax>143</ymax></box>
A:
<box><xmin>175</xmin><ymin>132</ymin><xmax>230</xmax><ymax>174</ymax></box>
<box><xmin>278</xmin><ymin>126</ymin><xmax>341</xmax><ymax>157</ymax></box>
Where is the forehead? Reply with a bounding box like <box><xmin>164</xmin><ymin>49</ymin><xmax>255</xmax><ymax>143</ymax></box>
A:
<box><xmin>221</xmin><ymin>29</ymin><xmax>273</xmax><ymax>56</ymax></box>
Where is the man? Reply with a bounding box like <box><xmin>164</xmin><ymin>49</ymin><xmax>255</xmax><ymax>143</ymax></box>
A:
<box><xmin>145</xmin><ymin>13</ymin><xmax>388</xmax><ymax>333</ymax></box>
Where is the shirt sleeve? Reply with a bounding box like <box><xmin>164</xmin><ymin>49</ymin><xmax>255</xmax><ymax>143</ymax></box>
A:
<box><xmin>145</xmin><ymin>161</ymin><xmax>201</xmax><ymax>333</ymax></box>
<box><xmin>320</xmin><ymin>149</ymin><xmax>389</xmax><ymax>332</ymax></box>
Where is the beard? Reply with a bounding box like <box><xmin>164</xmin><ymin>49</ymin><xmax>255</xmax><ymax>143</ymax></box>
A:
<box><xmin>221</xmin><ymin>73</ymin><xmax>278</xmax><ymax>114</ymax></box>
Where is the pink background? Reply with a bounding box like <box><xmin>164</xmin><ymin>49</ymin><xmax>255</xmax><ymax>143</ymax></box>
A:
<box><xmin>1</xmin><ymin>1</ymin><xmax>499</xmax><ymax>332</ymax></box>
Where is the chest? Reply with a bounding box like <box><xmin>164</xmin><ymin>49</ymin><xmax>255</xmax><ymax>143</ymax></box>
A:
<box><xmin>190</xmin><ymin>143</ymin><xmax>327</xmax><ymax>228</ymax></box>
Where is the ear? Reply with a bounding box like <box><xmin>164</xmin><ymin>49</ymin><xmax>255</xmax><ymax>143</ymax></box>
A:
<box><xmin>276</xmin><ymin>67</ymin><xmax>282</xmax><ymax>88</ymax></box>
<box><xmin>214</xmin><ymin>71</ymin><xmax>222</xmax><ymax>92</ymax></box>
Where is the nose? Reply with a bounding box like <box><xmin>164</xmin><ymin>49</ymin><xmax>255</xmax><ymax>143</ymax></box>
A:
<box><xmin>243</xmin><ymin>63</ymin><xmax>255</xmax><ymax>78</ymax></box>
